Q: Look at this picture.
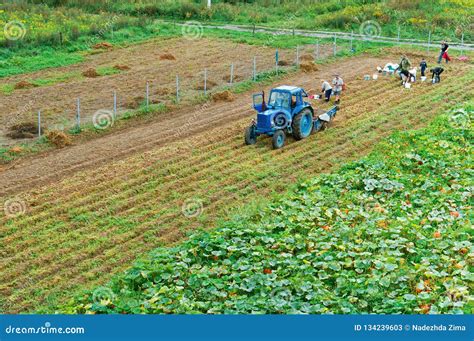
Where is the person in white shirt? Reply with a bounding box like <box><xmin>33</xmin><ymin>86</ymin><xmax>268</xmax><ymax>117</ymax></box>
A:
<box><xmin>321</xmin><ymin>80</ymin><xmax>332</xmax><ymax>102</ymax></box>
<box><xmin>332</xmin><ymin>74</ymin><xmax>344</xmax><ymax>104</ymax></box>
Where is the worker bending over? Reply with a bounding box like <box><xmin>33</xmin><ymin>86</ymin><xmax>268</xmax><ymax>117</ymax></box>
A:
<box><xmin>321</xmin><ymin>80</ymin><xmax>332</xmax><ymax>102</ymax></box>
<box><xmin>430</xmin><ymin>67</ymin><xmax>444</xmax><ymax>83</ymax></box>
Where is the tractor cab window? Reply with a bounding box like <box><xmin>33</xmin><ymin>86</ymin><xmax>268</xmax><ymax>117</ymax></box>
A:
<box><xmin>291</xmin><ymin>95</ymin><xmax>298</xmax><ymax>108</ymax></box>
<box><xmin>268</xmin><ymin>91</ymin><xmax>290</xmax><ymax>109</ymax></box>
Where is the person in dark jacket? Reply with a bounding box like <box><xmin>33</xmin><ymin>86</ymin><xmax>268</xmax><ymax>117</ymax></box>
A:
<box><xmin>438</xmin><ymin>41</ymin><xmax>449</xmax><ymax>64</ymax></box>
<box><xmin>400</xmin><ymin>69</ymin><xmax>411</xmax><ymax>86</ymax></box>
<box><xmin>430</xmin><ymin>67</ymin><xmax>444</xmax><ymax>83</ymax></box>
<box><xmin>420</xmin><ymin>58</ymin><xmax>427</xmax><ymax>77</ymax></box>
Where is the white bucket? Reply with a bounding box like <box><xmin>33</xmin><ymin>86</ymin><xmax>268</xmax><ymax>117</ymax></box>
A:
<box><xmin>421</xmin><ymin>76</ymin><xmax>427</xmax><ymax>82</ymax></box>
<box><xmin>404</xmin><ymin>83</ymin><xmax>411</xmax><ymax>89</ymax></box>
<box><xmin>372</xmin><ymin>74</ymin><xmax>378</xmax><ymax>80</ymax></box>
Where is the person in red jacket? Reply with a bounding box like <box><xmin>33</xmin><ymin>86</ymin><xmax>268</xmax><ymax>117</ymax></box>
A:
<box><xmin>438</xmin><ymin>41</ymin><xmax>450</xmax><ymax>64</ymax></box>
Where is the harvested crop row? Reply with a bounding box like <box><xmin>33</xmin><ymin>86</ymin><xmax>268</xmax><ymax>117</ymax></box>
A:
<box><xmin>1</xmin><ymin>55</ymin><xmax>472</xmax><ymax>313</ymax></box>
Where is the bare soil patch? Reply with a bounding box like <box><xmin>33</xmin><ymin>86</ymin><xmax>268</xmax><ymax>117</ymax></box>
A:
<box><xmin>6</xmin><ymin>122</ymin><xmax>39</xmax><ymax>139</ymax></box>
<box><xmin>82</xmin><ymin>68</ymin><xmax>99</xmax><ymax>78</ymax></box>
<box><xmin>46</xmin><ymin>131</ymin><xmax>72</xmax><ymax>148</ymax></box>
<box><xmin>212</xmin><ymin>90</ymin><xmax>235</xmax><ymax>102</ymax></box>
<box><xmin>92</xmin><ymin>42</ymin><xmax>113</xmax><ymax>49</ymax></box>
<box><xmin>14</xmin><ymin>81</ymin><xmax>36</xmax><ymax>90</ymax></box>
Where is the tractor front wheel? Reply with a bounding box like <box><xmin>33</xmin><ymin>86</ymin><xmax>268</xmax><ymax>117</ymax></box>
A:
<box><xmin>292</xmin><ymin>108</ymin><xmax>313</xmax><ymax>140</ymax></box>
<box><xmin>244</xmin><ymin>126</ymin><xmax>257</xmax><ymax>145</ymax></box>
<box><xmin>272</xmin><ymin>130</ymin><xmax>286</xmax><ymax>149</ymax></box>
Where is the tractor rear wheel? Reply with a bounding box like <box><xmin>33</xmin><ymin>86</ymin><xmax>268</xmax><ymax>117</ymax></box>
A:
<box><xmin>244</xmin><ymin>126</ymin><xmax>257</xmax><ymax>145</ymax></box>
<box><xmin>292</xmin><ymin>108</ymin><xmax>313</xmax><ymax>140</ymax></box>
<box><xmin>272</xmin><ymin>130</ymin><xmax>286</xmax><ymax>149</ymax></box>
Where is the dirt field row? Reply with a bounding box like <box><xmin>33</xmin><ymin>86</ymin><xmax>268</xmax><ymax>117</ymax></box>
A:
<box><xmin>1</xmin><ymin>50</ymin><xmax>472</xmax><ymax>313</ymax></box>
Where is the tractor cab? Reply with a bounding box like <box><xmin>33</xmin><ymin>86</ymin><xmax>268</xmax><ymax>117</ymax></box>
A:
<box><xmin>252</xmin><ymin>86</ymin><xmax>311</xmax><ymax>132</ymax></box>
<box><xmin>253</xmin><ymin>86</ymin><xmax>309</xmax><ymax>114</ymax></box>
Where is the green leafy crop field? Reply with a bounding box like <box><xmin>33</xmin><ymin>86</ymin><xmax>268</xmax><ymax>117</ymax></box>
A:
<box><xmin>64</xmin><ymin>109</ymin><xmax>472</xmax><ymax>314</ymax></box>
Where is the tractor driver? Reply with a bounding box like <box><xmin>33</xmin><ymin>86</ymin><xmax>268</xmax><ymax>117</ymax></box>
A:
<box><xmin>291</xmin><ymin>95</ymin><xmax>297</xmax><ymax>108</ymax></box>
<box><xmin>270</xmin><ymin>91</ymin><xmax>290</xmax><ymax>108</ymax></box>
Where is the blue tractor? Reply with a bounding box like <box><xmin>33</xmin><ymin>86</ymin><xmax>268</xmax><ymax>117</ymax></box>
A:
<box><xmin>244</xmin><ymin>86</ymin><xmax>338</xmax><ymax>149</ymax></box>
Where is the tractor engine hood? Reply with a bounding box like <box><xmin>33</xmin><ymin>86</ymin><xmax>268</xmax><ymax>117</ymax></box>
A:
<box><xmin>257</xmin><ymin>109</ymin><xmax>290</xmax><ymax>130</ymax></box>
